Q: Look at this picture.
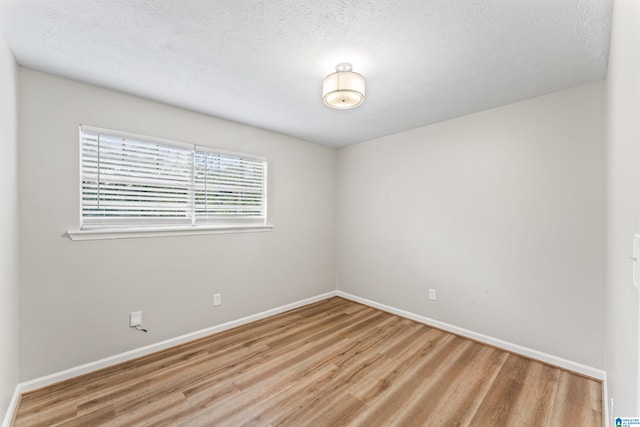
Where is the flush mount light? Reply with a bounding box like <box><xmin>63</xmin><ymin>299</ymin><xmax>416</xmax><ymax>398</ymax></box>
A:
<box><xmin>322</xmin><ymin>63</ymin><xmax>365</xmax><ymax>109</ymax></box>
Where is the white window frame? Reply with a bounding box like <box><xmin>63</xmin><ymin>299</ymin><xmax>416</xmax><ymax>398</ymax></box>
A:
<box><xmin>67</xmin><ymin>125</ymin><xmax>273</xmax><ymax>240</ymax></box>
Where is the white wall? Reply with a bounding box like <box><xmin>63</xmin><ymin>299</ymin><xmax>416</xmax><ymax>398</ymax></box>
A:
<box><xmin>337</xmin><ymin>82</ymin><xmax>605</xmax><ymax>369</ymax></box>
<box><xmin>606</xmin><ymin>0</ymin><xmax>640</xmax><ymax>416</ymax></box>
<box><xmin>18</xmin><ymin>69</ymin><xmax>336</xmax><ymax>382</ymax></box>
<box><xmin>0</xmin><ymin>28</ymin><xmax>18</xmax><ymax>421</ymax></box>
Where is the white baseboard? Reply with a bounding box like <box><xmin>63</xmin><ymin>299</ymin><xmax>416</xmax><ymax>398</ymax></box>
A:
<box><xmin>336</xmin><ymin>291</ymin><xmax>606</xmax><ymax>381</ymax></box>
<box><xmin>1</xmin><ymin>385</ymin><xmax>21</xmax><ymax>427</ymax></box>
<box><xmin>17</xmin><ymin>291</ymin><xmax>338</xmax><ymax>395</ymax></box>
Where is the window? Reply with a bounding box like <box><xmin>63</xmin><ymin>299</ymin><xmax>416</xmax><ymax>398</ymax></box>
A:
<box><xmin>70</xmin><ymin>125</ymin><xmax>270</xmax><ymax>240</ymax></box>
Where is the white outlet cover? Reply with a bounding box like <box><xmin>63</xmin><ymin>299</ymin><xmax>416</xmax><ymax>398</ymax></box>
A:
<box><xmin>130</xmin><ymin>311</ymin><xmax>142</xmax><ymax>327</ymax></box>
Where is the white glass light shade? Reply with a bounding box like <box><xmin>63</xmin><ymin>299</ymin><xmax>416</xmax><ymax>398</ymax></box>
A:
<box><xmin>323</xmin><ymin>65</ymin><xmax>365</xmax><ymax>109</ymax></box>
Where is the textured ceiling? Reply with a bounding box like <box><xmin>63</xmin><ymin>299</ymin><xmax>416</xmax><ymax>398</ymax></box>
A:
<box><xmin>0</xmin><ymin>0</ymin><xmax>612</xmax><ymax>147</ymax></box>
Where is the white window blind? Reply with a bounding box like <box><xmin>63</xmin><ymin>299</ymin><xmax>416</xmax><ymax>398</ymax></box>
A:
<box><xmin>194</xmin><ymin>148</ymin><xmax>266</xmax><ymax>223</ymax></box>
<box><xmin>80</xmin><ymin>126</ymin><xmax>267</xmax><ymax>230</ymax></box>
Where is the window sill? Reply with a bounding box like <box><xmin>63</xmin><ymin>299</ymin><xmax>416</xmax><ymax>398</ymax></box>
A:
<box><xmin>66</xmin><ymin>224</ymin><xmax>274</xmax><ymax>241</ymax></box>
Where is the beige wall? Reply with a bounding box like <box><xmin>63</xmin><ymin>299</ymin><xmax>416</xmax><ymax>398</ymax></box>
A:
<box><xmin>606</xmin><ymin>0</ymin><xmax>640</xmax><ymax>417</ymax></box>
<box><xmin>18</xmin><ymin>68</ymin><xmax>336</xmax><ymax>381</ymax></box>
<box><xmin>0</xmin><ymin>28</ymin><xmax>18</xmax><ymax>420</ymax></box>
<box><xmin>337</xmin><ymin>82</ymin><xmax>605</xmax><ymax>369</ymax></box>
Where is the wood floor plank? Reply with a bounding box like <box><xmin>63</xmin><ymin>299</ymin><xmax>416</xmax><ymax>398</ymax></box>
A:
<box><xmin>350</xmin><ymin>327</ymin><xmax>448</xmax><ymax>404</ymax></box>
<box><xmin>510</xmin><ymin>361</ymin><xmax>560</xmax><ymax>426</ymax></box>
<box><xmin>407</xmin><ymin>344</ymin><xmax>509</xmax><ymax>426</ymax></box>
<box><xmin>225</xmin><ymin>321</ymin><xmax>423</xmax><ymax>425</ymax></box>
<box><xmin>548</xmin><ymin>370</ymin><xmax>603</xmax><ymax>426</ymax></box>
<box><xmin>468</xmin><ymin>353</ymin><xmax>531</xmax><ymax>425</ymax></box>
<box><xmin>13</xmin><ymin>297</ymin><xmax>603</xmax><ymax>427</ymax></box>
<box><xmin>387</xmin><ymin>340</ymin><xmax>495</xmax><ymax>427</ymax></box>
<box><xmin>149</xmin><ymin>305</ymin><xmax>386</xmax><ymax>425</ymax></box>
<box><xmin>201</xmin><ymin>314</ymin><xmax>398</xmax><ymax>425</ymax></box>
<box><xmin>349</xmin><ymin>335</ymin><xmax>467</xmax><ymax>426</ymax></box>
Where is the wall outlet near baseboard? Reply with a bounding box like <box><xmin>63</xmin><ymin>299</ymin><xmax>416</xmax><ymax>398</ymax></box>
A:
<box><xmin>130</xmin><ymin>311</ymin><xmax>142</xmax><ymax>327</ymax></box>
<box><xmin>213</xmin><ymin>294</ymin><xmax>221</xmax><ymax>306</ymax></box>
<box><xmin>429</xmin><ymin>289</ymin><xmax>437</xmax><ymax>301</ymax></box>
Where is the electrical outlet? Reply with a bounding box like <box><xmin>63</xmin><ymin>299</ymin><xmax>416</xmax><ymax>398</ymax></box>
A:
<box><xmin>130</xmin><ymin>311</ymin><xmax>142</xmax><ymax>327</ymax></box>
<box><xmin>213</xmin><ymin>293</ymin><xmax>221</xmax><ymax>306</ymax></box>
<box><xmin>429</xmin><ymin>289</ymin><xmax>437</xmax><ymax>301</ymax></box>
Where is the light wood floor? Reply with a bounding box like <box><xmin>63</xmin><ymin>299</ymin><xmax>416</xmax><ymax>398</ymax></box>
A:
<box><xmin>13</xmin><ymin>297</ymin><xmax>602</xmax><ymax>426</ymax></box>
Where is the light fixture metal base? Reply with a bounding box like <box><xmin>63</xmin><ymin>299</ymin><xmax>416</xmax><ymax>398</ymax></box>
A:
<box><xmin>335</xmin><ymin>63</ymin><xmax>353</xmax><ymax>72</ymax></box>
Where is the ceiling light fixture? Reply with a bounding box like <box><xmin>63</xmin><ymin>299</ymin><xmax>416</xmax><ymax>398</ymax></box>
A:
<box><xmin>323</xmin><ymin>63</ymin><xmax>365</xmax><ymax>109</ymax></box>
